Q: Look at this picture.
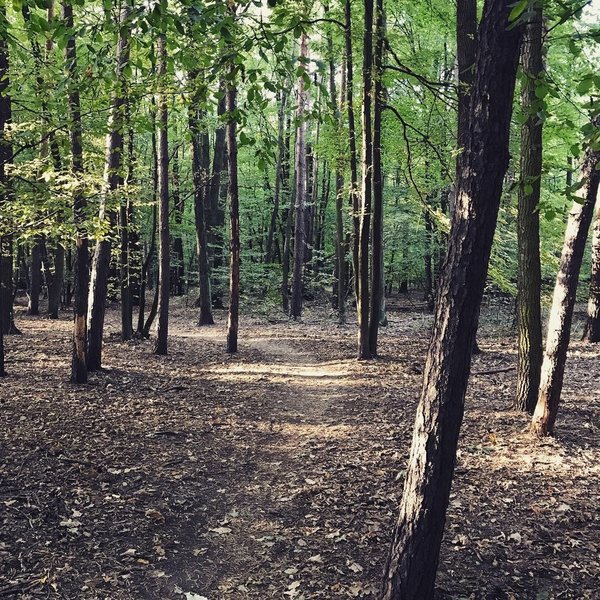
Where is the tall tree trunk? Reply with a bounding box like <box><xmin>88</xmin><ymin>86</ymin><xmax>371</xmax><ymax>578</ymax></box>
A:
<box><xmin>171</xmin><ymin>145</ymin><xmax>185</xmax><ymax>296</ymax></box>
<box><xmin>531</xmin><ymin>121</ymin><xmax>600</xmax><ymax>436</ymax></box>
<box><xmin>226</xmin><ymin>66</ymin><xmax>240</xmax><ymax>353</ymax></box>
<box><xmin>423</xmin><ymin>208</ymin><xmax>434</xmax><ymax>311</ymax></box>
<box><xmin>357</xmin><ymin>0</ymin><xmax>374</xmax><ymax>359</ymax></box>
<box><xmin>583</xmin><ymin>202</ymin><xmax>600</xmax><ymax>342</ymax></box>
<box><xmin>290</xmin><ymin>32</ymin><xmax>309</xmax><ymax>319</ymax></box>
<box><xmin>0</xmin><ymin>244</ymin><xmax>4</xmax><ymax>377</ymax></box>
<box><xmin>281</xmin><ymin>114</ymin><xmax>294</xmax><ymax>313</ymax></box>
<box><xmin>515</xmin><ymin>5</ymin><xmax>544</xmax><ymax>413</ymax></box>
<box><xmin>188</xmin><ymin>76</ymin><xmax>214</xmax><ymax>326</ymax></box>
<box><xmin>381</xmin><ymin>2</ymin><xmax>522</xmax><ymax>597</ymax></box>
<box><xmin>87</xmin><ymin>0</ymin><xmax>131</xmax><ymax>369</ymax></box>
<box><xmin>153</xmin><ymin>31</ymin><xmax>170</xmax><ymax>355</ymax></box>
<box><xmin>120</xmin><ymin>107</ymin><xmax>135</xmax><ymax>341</ymax></box>
<box><xmin>266</xmin><ymin>88</ymin><xmax>288</xmax><ymax>264</ymax></box>
<box><xmin>344</xmin><ymin>0</ymin><xmax>360</xmax><ymax>304</ymax></box>
<box><xmin>62</xmin><ymin>0</ymin><xmax>89</xmax><ymax>384</ymax></box>
<box><xmin>47</xmin><ymin>243</ymin><xmax>65</xmax><ymax>319</ymax></box>
<box><xmin>27</xmin><ymin>237</ymin><xmax>42</xmax><ymax>315</ymax></box>
<box><xmin>368</xmin><ymin>0</ymin><xmax>385</xmax><ymax>353</ymax></box>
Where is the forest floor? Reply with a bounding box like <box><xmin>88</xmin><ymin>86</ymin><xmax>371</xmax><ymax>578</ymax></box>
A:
<box><xmin>0</xmin><ymin>293</ymin><xmax>598</xmax><ymax>600</ymax></box>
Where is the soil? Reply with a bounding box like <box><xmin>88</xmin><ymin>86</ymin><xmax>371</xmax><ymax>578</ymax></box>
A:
<box><xmin>0</xmin><ymin>294</ymin><xmax>598</xmax><ymax>599</ymax></box>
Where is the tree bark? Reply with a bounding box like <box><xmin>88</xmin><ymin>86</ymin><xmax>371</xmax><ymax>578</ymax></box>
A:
<box><xmin>382</xmin><ymin>2</ymin><xmax>522</xmax><ymax>596</ymax></box>
<box><xmin>290</xmin><ymin>32</ymin><xmax>309</xmax><ymax>319</ymax></box>
<box><xmin>188</xmin><ymin>76</ymin><xmax>214</xmax><ymax>326</ymax></box>
<box><xmin>344</xmin><ymin>0</ymin><xmax>360</xmax><ymax>304</ymax></box>
<box><xmin>357</xmin><ymin>0</ymin><xmax>374</xmax><ymax>358</ymax></box>
<box><xmin>87</xmin><ymin>0</ymin><xmax>131</xmax><ymax>369</ymax></box>
<box><xmin>171</xmin><ymin>145</ymin><xmax>185</xmax><ymax>296</ymax></box>
<box><xmin>583</xmin><ymin>202</ymin><xmax>600</xmax><ymax>342</ymax></box>
<box><xmin>368</xmin><ymin>0</ymin><xmax>385</xmax><ymax>353</ymax></box>
<box><xmin>515</xmin><ymin>5</ymin><xmax>544</xmax><ymax>413</ymax></box>
<box><xmin>153</xmin><ymin>31</ymin><xmax>170</xmax><ymax>355</ymax></box>
<box><xmin>62</xmin><ymin>0</ymin><xmax>89</xmax><ymax>384</ymax></box>
<box><xmin>27</xmin><ymin>237</ymin><xmax>42</xmax><ymax>315</ymax></box>
<box><xmin>531</xmin><ymin>120</ymin><xmax>600</xmax><ymax>436</ymax></box>
<box><xmin>226</xmin><ymin>66</ymin><xmax>240</xmax><ymax>353</ymax></box>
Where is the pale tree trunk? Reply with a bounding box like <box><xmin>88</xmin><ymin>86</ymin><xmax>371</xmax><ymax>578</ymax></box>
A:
<box><xmin>62</xmin><ymin>0</ymin><xmax>89</xmax><ymax>384</ymax></box>
<box><xmin>531</xmin><ymin>121</ymin><xmax>600</xmax><ymax>436</ymax></box>
<box><xmin>515</xmin><ymin>5</ymin><xmax>543</xmax><ymax>413</ymax></box>
<box><xmin>344</xmin><ymin>0</ymin><xmax>360</xmax><ymax>304</ymax></box>
<box><xmin>382</xmin><ymin>1</ymin><xmax>523</xmax><ymax>597</ymax></box>
<box><xmin>87</xmin><ymin>0</ymin><xmax>131</xmax><ymax>369</ymax></box>
<box><xmin>153</xmin><ymin>31</ymin><xmax>170</xmax><ymax>355</ymax></box>
<box><xmin>290</xmin><ymin>32</ymin><xmax>309</xmax><ymax>319</ymax></box>
<box><xmin>357</xmin><ymin>0</ymin><xmax>373</xmax><ymax>359</ymax></box>
<box><xmin>226</xmin><ymin>68</ymin><xmax>240</xmax><ymax>353</ymax></box>
<box><xmin>583</xmin><ymin>202</ymin><xmax>600</xmax><ymax>342</ymax></box>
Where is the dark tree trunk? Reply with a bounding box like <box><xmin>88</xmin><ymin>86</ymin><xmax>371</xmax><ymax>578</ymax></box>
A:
<box><xmin>153</xmin><ymin>31</ymin><xmax>170</xmax><ymax>355</ymax></box>
<box><xmin>62</xmin><ymin>0</ymin><xmax>89</xmax><ymax>384</ymax></box>
<box><xmin>87</xmin><ymin>0</ymin><xmax>130</xmax><ymax>369</ymax></box>
<box><xmin>281</xmin><ymin>114</ymin><xmax>294</xmax><ymax>313</ymax></box>
<box><xmin>423</xmin><ymin>208</ymin><xmax>435</xmax><ymax>312</ymax></box>
<box><xmin>583</xmin><ymin>203</ymin><xmax>600</xmax><ymax>342</ymax></box>
<box><xmin>0</xmin><ymin>246</ymin><xmax>4</xmax><ymax>376</ymax></box>
<box><xmin>382</xmin><ymin>2</ymin><xmax>522</xmax><ymax>597</ymax></box>
<box><xmin>345</xmin><ymin>0</ymin><xmax>360</xmax><ymax>304</ymax></box>
<box><xmin>226</xmin><ymin>70</ymin><xmax>240</xmax><ymax>353</ymax></box>
<box><xmin>290</xmin><ymin>32</ymin><xmax>309</xmax><ymax>319</ymax></box>
<box><xmin>189</xmin><ymin>76</ymin><xmax>214</xmax><ymax>326</ymax></box>
<box><xmin>47</xmin><ymin>242</ymin><xmax>65</xmax><ymax>319</ymax></box>
<box><xmin>27</xmin><ymin>236</ymin><xmax>42</xmax><ymax>315</ymax></box>
<box><xmin>531</xmin><ymin>121</ymin><xmax>600</xmax><ymax>436</ymax></box>
<box><xmin>368</xmin><ymin>0</ymin><xmax>385</xmax><ymax>354</ymax></box>
<box><xmin>515</xmin><ymin>5</ymin><xmax>543</xmax><ymax>413</ymax></box>
<box><xmin>171</xmin><ymin>145</ymin><xmax>185</xmax><ymax>296</ymax></box>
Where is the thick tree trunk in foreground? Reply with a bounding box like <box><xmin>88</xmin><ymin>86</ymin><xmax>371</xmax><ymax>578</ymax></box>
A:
<box><xmin>87</xmin><ymin>0</ymin><xmax>131</xmax><ymax>369</ymax></box>
<box><xmin>62</xmin><ymin>0</ymin><xmax>89</xmax><ymax>384</ymax></box>
<box><xmin>357</xmin><ymin>0</ymin><xmax>373</xmax><ymax>359</ymax></box>
<box><xmin>153</xmin><ymin>32</ymin><xmax>170</xmax><ymax>356</ymax></box>
<box><xmin>515</xmin><ymin>5</ymin><xmax>544</xmax><ymax>413</ymax></box>
<box><xmin>382</xmin><ymin>2</ymin><xmax>522</xmax><ymax>597</ymax></box>
<box><xmin>583</xmin><ymin>203</ymin><xmax>600</xmax><ymax>342</ymax></box>
<box><xmin>0</xmin><ymin>245</ymin><xmax>4</xmax><ymax>376</ymax></box>
<box><xmin>226</xmin><ymin>76</ymin><xmax>240</xmax><ymax>353</ymax></box>
<box><xmin>290</xmin><ymin>32</ymin><xmax>309</xmax><ymax>319</ymax></box>
<box><xmin>531</xmin><ymin>124</ymin><xmax>600</xmax><ymax>436</ymax></box>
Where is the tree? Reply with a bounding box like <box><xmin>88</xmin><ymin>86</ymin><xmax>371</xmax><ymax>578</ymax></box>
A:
<box><xmin>382</xmin><ymin>1</ymin><xmax>523</xmax><ymax>597</ymax></box>
<box><xmin>290</xmin><ymin>31</ymin><xmax>309</xmax><ymax>319</ymax></box>
<box><xmin>87</xmin><ymin>0</ymin><xmax>131</xmax><ymax>369</ymax></box>
<box><xmin>62</xmin><ymin>0</ymin><xmax>89</xmax><ymax>384</ymax></box>
<box><xmin>357</xmin><ymin>0</ymin><xmax>374</xmax><ymax>359</ymax></box>
<box><xmin>153</xmin><ymin>30</ymin><xmax>170</xmax><ymax>356</ymax></box>
<box><xmin>515</xmin><ymin>3</ymin><xmax>544</xmax><ymax>413</ymax></box>
<box><xmin>531</xmin><ymin>117</ymin><xmax>600</xmax><ymax>436</ymax></box>
<box><xmin>583</xmin><ymin>202</ymin><xmax>600</xmax><ymax>342</ymax></box>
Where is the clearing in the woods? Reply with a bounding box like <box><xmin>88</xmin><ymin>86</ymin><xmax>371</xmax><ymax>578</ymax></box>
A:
<box><xmin>0</xmin><ymin>297</ymin><xmax>598</xmax><ymax>599</ymax></box>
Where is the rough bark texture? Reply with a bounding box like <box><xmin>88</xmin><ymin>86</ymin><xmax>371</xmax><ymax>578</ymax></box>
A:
<box><xmin>62</xmin><ymin>0</ymin><xmax>89</xmax><ymax>384</ymax></box>
<box><xmin>27</xmin><ymin>237</ymin><xmax>42</xmax><ymax>315</ymax></box>
<box><xmin>153</xmin><ymin>32</ymin><xmax>170</xmax><ymax>356</ymax></box>
<box><xmin>583</xmin><ymin>203</ymin><xmax>600</xmax><ymax>342</ymax></box>
<box><xmin>382</xmin><ymin>2</ymin><xmax>522</xmax><ymax>597</ymax></box>
<box><xmin>290</xmin><ymin>32</ymin><xmax>309</xmax><ymax>320</ymax></box>
<box><xmin>226</xmin><ymin>76</ymin><xmax>240</xmax><ymax>353</ymax></box>
<box><xmin>171</xmin><ymin>146</ymin><xmax>184</xmax><ymax>296</ymax></box>
<box><xmin>357</xmin><ymin>0</ymin><xmax>373</xmax><ymax>359</ymax></box>
<box><xmin>515</xmin><ymin>6</ymin><xmax>543</xmax><ymax>413</ymax></box>
<box><xmin>368</xmin><ymin>0</ymin><xmax>384</xmax><ymax>354</ymax></box>
<box><xmin>531</xmin><ymin>122</ymin><xmax>600</xmax><ymax>436</ymax></box>
<box><xmin>87</xmin><ymin>0</ymin><xmax>130</xmax><ymax>369</ymax></box>
<box><xmin>188</xmin><ymin>80</ymin><xmax>214</xmax><ymax>326</ymax></box>
<box><xmin>344</xmin><ymin>0</ymin><xmax>360</xmax><ymax>304</ymax></box>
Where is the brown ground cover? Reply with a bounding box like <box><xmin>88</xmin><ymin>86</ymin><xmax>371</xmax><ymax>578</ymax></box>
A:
<box><xmin>0</xmin><ymin>295</ymin><xmax>598</xmax><ymax>599</ymax></box>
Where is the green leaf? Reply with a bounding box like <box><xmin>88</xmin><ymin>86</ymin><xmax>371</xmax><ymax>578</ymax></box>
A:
<box><xmin>509</xmin><ymin>0</ymin><xmax>528</xmax><ymax>23</ymax></box>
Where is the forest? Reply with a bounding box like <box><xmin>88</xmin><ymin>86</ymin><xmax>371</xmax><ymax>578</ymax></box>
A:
<box><xmin>0</xmin><ymin>0</ymin><xmax>599</xmax><ymax>598</ymax></box>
